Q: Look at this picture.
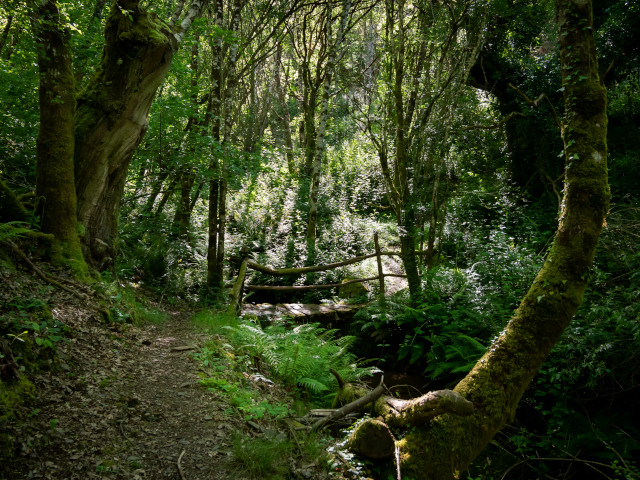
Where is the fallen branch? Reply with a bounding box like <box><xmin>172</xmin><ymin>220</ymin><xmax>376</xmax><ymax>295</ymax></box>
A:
<box><xmin>311</xmin><ymin>375</ymin><xmax>385</xmax><ymax>432</ymax></box>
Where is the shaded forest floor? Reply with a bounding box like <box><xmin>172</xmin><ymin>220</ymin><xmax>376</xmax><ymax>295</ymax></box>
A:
<box><xmin>1</xmin><ymin>260</ymin><xmax>341</xmax><ymax>480</ymax></box>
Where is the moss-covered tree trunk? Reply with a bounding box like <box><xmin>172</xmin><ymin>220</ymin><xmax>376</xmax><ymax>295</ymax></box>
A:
<box><xmin>30</xmin><ymin>0</ymin><xmax>86</xmax><ymax>273</ymax></box>
<box><xmin>399</xmin><ymin>206</ymin><xmax>422</xmax><ymax>304</ymax></box>
<box><xmin>73</xmin><ymin>0</ymin><xmax>205</xmax><ymax>267</ymax></box>
<box><xmin>352</xmin><ymin>1</ymin><xmax>609</xmax><ymax>478</ymax></box>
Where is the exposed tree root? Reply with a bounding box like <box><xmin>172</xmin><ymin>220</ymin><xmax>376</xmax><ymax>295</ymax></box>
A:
<box><xmin>3</xmin><ymin>240</ymin><xmax>107</xmax><ymax>311</ymax></box>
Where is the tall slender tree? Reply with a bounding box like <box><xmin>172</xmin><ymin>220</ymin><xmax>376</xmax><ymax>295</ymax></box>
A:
<box><xmin>364</xmin><ymin>0</ymin><xmax>484</xmax><ymax>302</ymax></box>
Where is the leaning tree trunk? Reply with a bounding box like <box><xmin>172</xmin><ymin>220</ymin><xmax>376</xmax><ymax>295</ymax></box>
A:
<box><xmin>350</xmin><ymin>1</ymin><xmax>609</xmax><ymax>478</ymax></box>
<box><xmin>73</xmin><ymin>0</ymin><xmax>205</xmax><ymax>267</ymax></box>
<box><xmin>31</xmin><ymin>0</ymin><xmax>87</xmax><ymax>274</ymax></box>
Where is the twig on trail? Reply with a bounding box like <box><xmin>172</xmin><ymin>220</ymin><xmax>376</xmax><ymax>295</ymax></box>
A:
<box><xmin>117</xmin><ymin>419</ymin><xmax>132</xmax><ymax>445</ymax></box>
<box><xmin>311</xmin><ymin>376</ymin><xmax>385</xmax><ymax>432</ymax></box>
<box><xmin>177</xmin><ymin>449</ymin><xmax>187</xmax><ymax>480</ymax></box>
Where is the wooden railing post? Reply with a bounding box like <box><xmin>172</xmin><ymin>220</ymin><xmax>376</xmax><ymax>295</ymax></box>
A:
<box><xmin>228</xmin><ymin>246</ymin><xmax>250</xmax><ymax>316</ymax></box>
<box><xmin>374</xmin><ymin>232</ymin><xmax>386</xmax><ymax>306</ymax></box>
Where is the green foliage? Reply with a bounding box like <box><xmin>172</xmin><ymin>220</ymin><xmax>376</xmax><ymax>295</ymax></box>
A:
<box><xmin>116</xmin><ymin>213</ymin><xmax>208</xmax><ymax>301</ymax></box>
<box><xmin>0</xmin><ymin>222</ymin><xmax>36</xmax><ymax>243</ymax></box>
<box><xmin>354</xmin><ymin>228</ymin><xmax>542</xmax><ymax>380</ymax></box>
<box><xmin>200</xmin><ymin>376</ymin><xmax>291</xmax><ymax>421</ymax></box>
<box><xmin>1</xmin><ymin>294</ymin><xmax>63</xmax><ymax>376</ymax></box>
<box><xmin>229</xmin><ymin>321</ymin><xmax>376</xmax><ymax>402</ymax></box>
<box><xmin>231</xmin><ymin>431</ymin><xmax>293</xmax><ymax>479</ymax></box>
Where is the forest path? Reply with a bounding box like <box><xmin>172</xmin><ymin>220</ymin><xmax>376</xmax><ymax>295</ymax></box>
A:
<box><xmin>6</xmin><ymin>305</ymin><xmax>241</xmax><ymax>480</ymax></box>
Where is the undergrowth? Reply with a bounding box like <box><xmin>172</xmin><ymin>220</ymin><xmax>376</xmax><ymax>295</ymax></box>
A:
<box><xmin>191</xmin><ymin>311</ymin><xmax>343</xmax><ymax>478</ymax></box>
<box><xmin>193</xmin><ymin>310</ymin><xmax>376</xmax><ymax>405</ymax></box>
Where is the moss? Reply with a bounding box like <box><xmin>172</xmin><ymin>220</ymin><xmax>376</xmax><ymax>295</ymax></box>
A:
<box><xmin>347</xmin><ymin>418</ymin><xmax>395</xmax><ymax>459</ymax></box>
<box><xmin>331</xmin><ymin>382</ymin><xmax>370</xmax><ymax>409</ymax></box>
<box><xmin>121</xmin><ymin>10</ymin><xmax>171</xmax><ymax>46</ymax></box>
<box><xmin>0</xmin><ymin>376</ymin><xmax>36</xmax><ymax>422</ymax></box>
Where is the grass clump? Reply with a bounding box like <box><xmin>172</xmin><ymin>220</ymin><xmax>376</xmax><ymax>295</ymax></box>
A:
<box><xmin>231</xmin><ymin>431</ymin><xmax>293</xmax><ymax>479</ymax></box>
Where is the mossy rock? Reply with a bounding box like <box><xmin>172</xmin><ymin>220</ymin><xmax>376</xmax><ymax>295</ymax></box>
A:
<box><xmin>346</xmin><ymin>418</ymin><xmax>395</xmax><ymax>459</ymax></box>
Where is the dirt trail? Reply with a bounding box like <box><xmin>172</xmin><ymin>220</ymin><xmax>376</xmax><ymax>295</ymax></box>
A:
<box><xmin>5</xmin><ymin>305</ymin><xmax>240</xmax><ymax>479</ymax></box>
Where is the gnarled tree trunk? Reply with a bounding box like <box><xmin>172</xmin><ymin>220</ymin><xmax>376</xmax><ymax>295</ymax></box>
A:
<box><xmin>73</xmin><ymin>0</ymin><xmax>205</xmax><ymax>267</ymax></box>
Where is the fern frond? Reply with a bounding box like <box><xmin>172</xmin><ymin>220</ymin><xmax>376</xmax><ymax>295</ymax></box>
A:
<box><xmin>297</xmin><ymin>377</ymin><xmax>329</xmax><ymax>393</ymax></box>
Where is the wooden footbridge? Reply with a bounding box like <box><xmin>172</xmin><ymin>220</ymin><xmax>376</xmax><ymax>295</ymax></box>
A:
<box><xmin>229</xmin><ymin>233</ymin><xmax>415</xmax><ymax>317</ymax></box>
<box><xmin>240</xmin><ymin>302</ymin><xmax>364</xmax><ymax>325</ymax></box>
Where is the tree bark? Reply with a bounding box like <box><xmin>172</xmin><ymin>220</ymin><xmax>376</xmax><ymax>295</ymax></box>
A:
<box><xmin>73</xmin><ymin>0</ymin><xmax>205</xmax><ymax>267</ymax></box>
<box><xmin>273</xmin><ymin>44</ymin><xmax>296</xmax><ymax>175</ymax></box>
<box><xmin>399</xmin><ymin>216</ymin><xmax>422</xmax><ymax>304</ymax></box>
<box><xmin>206</xmin><ymin>0</ymin><xmax>243</xmax><ymax>292</ymax></box>
<box><xmin>30</xmin><ymin>0</ymin><xmax>86</xmax><ymax>274</ymax></box>
<box><xmin>351</xmin><ymin>2</ymin><xmax>609</xmax><ymax>478</ymax></box>
<box><xmin>206</xmin><ymin>0</ymin><xmax>224</xmax><ymax>290</ymax></box>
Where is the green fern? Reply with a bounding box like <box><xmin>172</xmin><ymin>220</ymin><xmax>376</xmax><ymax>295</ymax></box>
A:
<box><xmin>426</xmin><ymin>333</ymin><xmax>486</xmax><ymax>379</ymax></box>
<box><xmin>229</xmin><ymin>320</ymin><xmax>376</xmax><ymax>403</ymax></box>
